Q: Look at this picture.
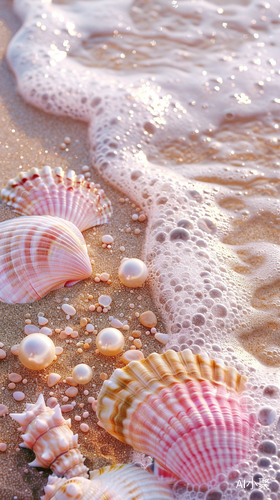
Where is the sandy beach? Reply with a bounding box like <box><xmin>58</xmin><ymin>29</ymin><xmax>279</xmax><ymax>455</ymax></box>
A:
<box><xmin>0</xmin><ymin>2</ymin><xmax>166</xmax><ymax>498</ymax></box>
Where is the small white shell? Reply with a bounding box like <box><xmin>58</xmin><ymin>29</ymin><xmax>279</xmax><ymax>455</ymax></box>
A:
<box><xmin>0</xmin><ymin>215</ymin><xmax>92</xmax><ymax>303</ymax></box>
<box><xmin>10</xmin><ymin>394</ymin><xmax>88</xmax><ymax>478</ymax></box>
<box><xmin>41</xmin><ymin>464</ymin><xmax>173</xmax><ymax>500</ymax></box>
<box><xmin>1</xmin><ymin>165</ymin><xmax>112</xmax><ymax>232</ymax></box>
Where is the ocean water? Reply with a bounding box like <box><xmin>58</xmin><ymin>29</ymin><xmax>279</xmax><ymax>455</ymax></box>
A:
<box><xmin>6</xmin><ymin>0</ymin><xmax>280</xmax><ymax>498</ymax></box>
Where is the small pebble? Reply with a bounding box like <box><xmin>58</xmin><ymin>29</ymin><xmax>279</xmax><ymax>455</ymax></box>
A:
<box><xmin>102</xmin><ymin>235</ymin><xmax>114</xmax><ymax>245</ymax></box>
<box><xmin>55</xmin><ymin>346</ymin><xmax>63</xmax><ymax>355</ymax></box>
<box><xmin>66</xmin><ymin>377</ymin><xmax>78</xmax><ymax>387</ymax></box>
<box><xmin>8</xmin><ymin>383</ymin><xmax>16</xmax><ymax>390</ymax></box>
<box><xmin>0</xmin><ymin>443</ymin><xmax>7</xmax><ymax>452</ymax></box>
<box><xmin>0</xmin><ymin>343</ymin><xmax>3</xmax><ymax>348</ymax></box>
<box><xmin>120</xmin><ymin>246</ymin><xmax>125</xmax><ymax>252</ymax></box>
<box><xmin>139</xmin><ymin>311</ymin><xmax>157</xmax><ymax>328</ymax></box>
<box><xmin>151</xmin><ymin>327</ymin><xmax>157</xmax><ymax>334</ymax></box>
<box><xmin>123</xmin><ymin>325</ymin><xmax>129</xmax><ymax>331</ymax></box>
<box><xmin>100</xmin><ymin>373</ymin><xmax>108</xmax><ymax>381</ymax></box>
<box><xmin>65</xmin><ymin>387</ymin><xmax>79</xmax><ymax>398</ymax></box>
<box><xmin>82</xmin><ymin>165</ymin><xmax>90</xmax><ymax>172</ymax></box>
<box><xmin>22</xmin><ymin>379</ymin><xmax>27</xmax><ymax>384</ymax></box>
<box><xmin>0</xmin><ymin>404</ymin><xmax>8</xmax><ymax>416</ymax></box>
<box><xmin>0</xmin><ymin>349</ymin><xmax>6</xmax><ymax>360</ymax></box>
<box><xmin>121</xmin><ymin>350</ymin><xmax>145</xmax><ymax>365</ymax></box>
<box><xmin>83</xmin><ymin>411</ymin><xmax>89</xmax><ymax>418</ymax></box>
<box><xmin>134</xmin><ymin>229</ymin><xmax>140</xmax><ymax>235</ymax></box>
<box><xmin>62</xmin><ymin>396</ymin><xmax>69</xmax><ymax>403</ymax></box>
<box><xmin>132</xmin><ymin>214</ymin><xmax>138</xmax><ymax>221</ymax></box>
<box><xmin>80</xmin><ymin>318</ymin><xmax>88</xmax><ymax>327</ymax></box>
<box><xmin>110</xmin><ymin>318</ymin><xmax>123</xmax><ymax>329</ymax></box>
<box><xmin>13</xmin><ymin>391</ymin><xmax>25</xmax><ymax>402</ymax></box>
<box><xmin>11</xmin><ymin>345</ymin><xmax>20</xmax><ymax>356</ymax></box>
<box><xmin>24</xmin><ymin>324</ymin><xmax>39</xmax><ymax>335</ymax></box>
<box><xmin>47</xmin><ymin>397</ymin><xmax>58</xmax><ymax>409</ymax></box>
<box><xmin>80</xmin><ymin>423</ymin><xmax>89</xmax><ymax>433</ymax></box>
<box><xmin>71</xmin><ymin>331</ymin><xmax>79</xmax><ymax>339</ymax></box>
<box><xmin>47</xmin><ymin>373</ymin><xmax>61</xmax><ymax>387</ymax></box>
<box><xmin>96</xmin><ymin>306</ymin><xmax>102</xmax><ymax>313</ymax></box>
<box><xmin>100</xmin><ymin>272</ymin><xmax>110</xmax><ymax>282</ymax></box>
<box><xmin>77</xmin><ymin>348</ymin><xmax>83</xmax><ymax>354</ymax></box>
<box><xmin>134</xmin><ymin>339</ymin><xmax>142</xmax><ymax>348</ymax></box>
<box><xmin>132</xmin><ymin>330</ymin><xmax>141</xmax><ymax>338</ymax></box>
<box><xmin>40</xmin><ymin>327</ymin><xmax>52</xmax><ymax>336</ymax></box>
<box><xmin>86</xmin><ymin>324</ymin><xmax>94</xmax><ymax>332</ymax></box>
<box><xmin>119</xmin><ymin>198</ymin><xmax>125</xmax><ymax>203</ymax></box>
<box><xmin>138</xmin><ymin>214</ymin><xmax>146</xmax><ymax>222</ymax></box>
<box><xmin>62</xmin><ymin>304</ymin><xmax>76</xmax><ymax>316</ymax></box>
<box><xmin>155</xmin><ymin>333</ymin><xmax>169</xmax><ymax>345</ymax></box>
<box><xmin>61</xmin><ymin>404</ymin><xmax>74</xmax><ymax>413</ymax></box>
<box><xmin>60</xmin><ymin>142</ymin><xmax>67</xmax><ymax>150</ymax></box>
<box><xmin>65</xmin><ymin>327</ymin><xmax>73</xmax><ymax>336</ymax></box>
<box><xmin>98</xmin><ymin>295</ymin><xmax>112</xmax><ymax>307</ymax></box>
<box><xmin>9</xmin><ymin>373</ymin><xmax>22</xmax><ymax>383</ymax></box>
<box><xmin>64</xmin><ymin>136</ymin><xmax>71</xmax><ymax>144</ymax></box>
<box><xmin>89</xmin><ymin>305</ymin><xmax>96</xmax><ymax>312</ymax></box>
<box><xmin>94</xmin><ymin>277</ymin><xmax>101</xmax><ymax>283</ymax></box>
<box><xmin>38</xmin><ymin>317</ymin><xmax>48</xmax><ymax>326</ymax></box>
<box><xmin>74</xmin><ymin>415</ymin><xmax>82</xmax><ymax>422</ymax></box>
<box><xmin>25</xmin><ymin>319</ymin><xmax>31</xmax><ymax>324</ymax></box>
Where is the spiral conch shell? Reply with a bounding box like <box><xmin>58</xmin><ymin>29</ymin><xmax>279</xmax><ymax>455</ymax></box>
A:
<box><xmin>41</xmin><ymin>464</ymin><xmax>173</xmax><ymax>500</ymax></box>
<box><xmin>10</xmin><ymin>394</ymin><xmax>88</xmax><ymax>478</ymax></box>
<box><xmin>97</xmin><ymin>349</ymin><xmax>250</xmax><ymax>486</ymax></box>
<box><xmin>1</xmin><ymin>166</ymin><xmax>112</xmax><ymax>232</ymax></box>
<box><xmin>0</xmin><ymin>215</ymin><xmax>92</xmax><ymax>303</ymax></box>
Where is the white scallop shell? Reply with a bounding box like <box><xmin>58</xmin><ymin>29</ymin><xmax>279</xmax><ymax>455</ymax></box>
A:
<box><xmin>41</xmin><ymin>464</ymin><xmax>173</xmax><ymax>500</ymax></box>
<box><xmin>10</xmin><ymin>394</ymin><xmax>88</xmax><ymax>478</ymax></box>
<box><xmin>97</xmin><ymin>349</ymin><xmax>250</xmax><ymax>486</ymax></box>
<box><xmin>0</xmin><ymin>215</ymin><xmax>92</xmax><ymax>303</ymax></box>
<box><xmin>1</xmin><ymin>166</ymin><xmax>112</xmax><ymax>232</ymax></box>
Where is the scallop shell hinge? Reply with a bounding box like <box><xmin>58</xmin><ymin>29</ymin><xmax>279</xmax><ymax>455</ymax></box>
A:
<box><xmin>41</xmin><ymin>464</ymin><xmax>173</xmax><ymax>500</ymax></box>
<box><xmin>1</xmin><ymin>165</ymin><xmax>112</xmax><ymax>232</ymax></box>
<box><xmin>97</xmin><ymin>349</ymin><xmax>250</xmax><ymax>486</ymax></box>
<box><xmin>10</xmin><ymin>394</ymin><xmax>88</xmax><ymax>478</ymax></box>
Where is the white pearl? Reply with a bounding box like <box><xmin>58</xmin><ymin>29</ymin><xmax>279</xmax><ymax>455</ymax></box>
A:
<box><xmin>18</xmin><ymin>333</ymin><xmax>56</xmax><ymax>370</ymax></box>
<box><xmin>72</xmin><ymin>364</ymin><xmax>93</xmax><ymax>385</ymax></box>
<box><xmin>96</xmin><ymin>328</ymin><xmax>124</xmax><ymax>356</ymax></box>
<box><xmin>118</xmin><ymin>258</ymin><xmax>148</xmax><ymax>288</ymax></box>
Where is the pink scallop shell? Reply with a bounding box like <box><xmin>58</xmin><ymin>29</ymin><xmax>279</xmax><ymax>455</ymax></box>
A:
<box><xmin>10</xmin><ymin>394</ymin><xmax>88</xmax><ymax>478</ymax></box>
<box><xmin>1</xmin><ymin>166</ymin><xmax>112</xmax><ymax>232</ymax></box>
<box><xmin>0</xmin><ymin>215</ymin><xmax>92</xmax><ymax>303</ymax></box>
<box><xmin>97</xmin><ymin>349</ymin><xmax>250</xmax><ymax>486</ymax></box>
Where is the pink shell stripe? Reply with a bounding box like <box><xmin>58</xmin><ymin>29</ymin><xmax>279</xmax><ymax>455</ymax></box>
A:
<box><xmin>0</xmin><ymin>215</ymin><xmax>92</xmax><ymax>304</ymax></box>
<box><xmin>1</xmin><ymin>165</ymin><xmax>112</xmax><ymax>232</ymax></box>
<box><xmin>127</xmin><ymin>380</ymin><xmax>249</xmax><ymax>485</ymax></box>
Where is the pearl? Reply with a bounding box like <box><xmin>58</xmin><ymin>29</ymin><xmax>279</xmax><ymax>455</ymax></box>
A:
<box><xmin>118</xmin><ymin>258</ymin><xmax>148</xmax><ymax>288</ymax></box>
<box><xmin>96</xmin><ymin>328</ymin><xmax>125</xmax><ymax>356</ymax></box>
<box><xmin>72</xmin><ymin>364</ymin><xmax>93</xmax><ymax>385</ymax></box>
<box><xmin>18</xmin><ymin>333</ymin><xmax>56</xmax><ymax>370</ymax></box>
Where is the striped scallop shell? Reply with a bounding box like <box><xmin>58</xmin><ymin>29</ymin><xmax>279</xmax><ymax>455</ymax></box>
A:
<box><xmin>0</xmin><ymin>215</ymin><xmax>92</xmax><ymax>303</ymax></box>
<box><xmin>10</xmin><ymin>394</ymin><xmax>88</xmax><ymax>479</ymax></box>
<box><xmin>97</xmin><ymin>349</ymin><xmax>250</xmax><ymax>486</ymax></box>
<box><xmin>1</xmin><ymin>166</ymin><xmax>112</xmax><ymax>232</ymax></box>
<box><xmin>41</xmin><ymin>464</ymin><xmax>173</xmax><ymax>500</ymax></box>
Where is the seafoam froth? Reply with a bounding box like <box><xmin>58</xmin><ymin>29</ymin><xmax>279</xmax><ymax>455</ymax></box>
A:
<box><xmin>6</xmin><ymin>0</ymin><xmax>280</xmax><ymax>497</ymax></box>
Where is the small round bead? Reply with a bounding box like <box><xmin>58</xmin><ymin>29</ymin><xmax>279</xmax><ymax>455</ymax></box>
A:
<box><xmin>18</xmin><ymin>334</ymin><xmax>56</xmax><ymax>370</ymax></box>
<box><xmin>72</xmin><ymin>364</ymin><xmax>93</xmax><ymax>385</ymax></box>
<box><xmin>96</xmin><ymin>328</ymin><xmax>124</xmax><ymax>356</ymax></box>
<box><xmin>118</xmin><ymin>258</ymin><xmax>148</xmax><ymax>288</ymax></box>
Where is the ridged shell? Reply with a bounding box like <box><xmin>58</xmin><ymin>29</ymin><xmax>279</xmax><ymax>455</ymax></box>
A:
<box><xmin>0</xmin><ymin>215</ymin><xmax>92</xmax><ymax>303</ymax></box>
<box><xmin>10</xmin><ymin>394</ymin><xmax>88</xmax><ymax>478</ymax></box>
<box><xmin>1</xmin><ymin>166</ymin><xmax>112</xmax><ymax>232</ymax></box>
<box><xmin>41</xmin><ymin>464</ymin><xmax>173</xmax><ymax>500</ymax></box>
<box><xmin>97</xmin><ymin>349</ymin><xmax>250</xmax><ymax>486</ymax></box>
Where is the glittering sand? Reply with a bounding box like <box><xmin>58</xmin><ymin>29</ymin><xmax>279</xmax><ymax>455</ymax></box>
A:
<box><xmin>0</xmin><ymin>2</ymin><xmax>165</xmax><ymax>498</ymax></box>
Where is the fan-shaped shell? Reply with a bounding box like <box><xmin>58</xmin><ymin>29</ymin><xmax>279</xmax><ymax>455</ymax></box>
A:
<box><xmin>1</xmin><ymin>166</ymin><xmax>112</xmax><ymax>232</ymax></box>
<box><xmin>10</xmin><ymin>394</ymin><xmax>88</xmax><ymax>478</ymax></box>
<box><xmin>97</xmin><ymin>349</ymin><xmax>250</xmax><ymax>486</ymax></box>
<box><xmin>0</xmin><ymin>215</ymin><xmax>92</xmax><ymax>303</ymax></box>
<box><xmin>41</xmin><ymin>464</ymin><xmax>173</xmax><ymax>500</ymax></box>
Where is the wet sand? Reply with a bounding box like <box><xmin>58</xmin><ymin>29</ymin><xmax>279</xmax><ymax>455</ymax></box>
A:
<box><xmin>0</xmin><ymin>2</ymin><xmax>166</xmax><ymax>498</ymax></box>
